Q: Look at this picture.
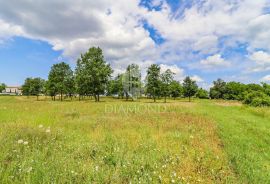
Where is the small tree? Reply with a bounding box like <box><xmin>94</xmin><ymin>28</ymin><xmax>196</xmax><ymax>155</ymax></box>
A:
<box><xmin>22</xmin><ymin>78</ymin><xmax>44</xmax><ymax>100</ymax></box>
<box><xmin>196</xmin><ymin>88</ymin><xmax>209</xmax><ymax>99</ymax></box>
<box><xmin>48</xmin><ymin>62</ymin><xmax>74</xmax><ymax>101</ymax></box>
<box><xmin>210</xmin><ymin>78</ymin><xmax>226</xmax><ymax>99</ymax></box>
<box><xmin>107</xmin><ymin>74</ymin><xmax>125</xmax><ymax>98</ymax></box>
<box><xmin>31</xmin><ymin>78</ymin><xmax>45</xmax><ymax>100</ymax></box>
<box><xmin>75</xmin><ymin>47</ymin><xmax>113</xmax><ymax>102</ymax></box>
<box><xmin>170</xmin><ymin>80</ymin><xmax>183</xmax><ymax>100</ymax></box>
<box><xmin>183</xmin><ymin>76</ymin><xmax>198</xmax><ymax>102</ymax></box>
<box><xmin>160</xmin><ymin>69</ymin><xmax>174</xmax><ymax>102</ymax></box>
<box><xmin>0</xmin><ymin>83</ymin><xmax>6</xmax><ymax>93</ymax></box>
<box><xmin>146</xmin><ymin>64</ymin><xmax>161</xmax><ymax>102</ymax></box>
<box><xmin>22</xmin><ymin>78</ymin><xmax>32</xmax><ymax>97</ymax></box>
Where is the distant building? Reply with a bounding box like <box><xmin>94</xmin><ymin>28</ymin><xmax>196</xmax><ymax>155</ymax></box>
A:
<box><xmin>2</xmin><ymin>86</ymin><xmax>22</xmax><ymax>95</ymax></box>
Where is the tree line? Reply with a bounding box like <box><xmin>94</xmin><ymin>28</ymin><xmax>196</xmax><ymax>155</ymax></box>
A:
<box><xmin>209</xmin><ymin>78</ymin><xmax>270</xmax><ymax>106</ymax></box>
<box><xmin>10</xmin><ymin>47</ymin><xmax>270</xmax><ymax>106</ymax></box>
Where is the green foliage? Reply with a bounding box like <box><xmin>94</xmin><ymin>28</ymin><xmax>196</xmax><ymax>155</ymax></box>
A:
<box><xmin>224</xmin><ymin>82</ymin><xmax>246</xmax><ymax>100</ymax></box>
<box><xmin>22</xmin><ymin>78</ymin><xmax>45</xmax><ymax>100</ymax></box>
<box><xmin>107</xmin><ymin>74</ymin><xmax>125</xmax><ymax>98</ymax></box>
<box><xmin>145</xmin><ymin>64</ymin><xmax>161</xmax><ymax>102</ymax></box>
<box><xmin>75</xmin><ymin>47</ymin><xmax>113</xmax><ymax>101</ymax></box>
<box><xmin>196</xmin><ymin>88</ymin><xmax>209</xmax><ymax>99</ymax></box>
<box><xmin>169</xmin><ymin>80</ymin><xmax>183</xmax><ymax>99</ymax></box>
<box><xmin>246</xmin><ymin>83</ymin><xmax>264</xmax><ymax>92</ymax></box>
<box><xmin>47</xmin><ymin>62</ymin><xmax>74</xmax><ymax>101</ymax></box>
<box><xmin>160</xmin><ymin>69</ymin><xmax>174</xmax><ymax>102</ymax></box>
<box><xmin>210</xmin><ymin>78</ymin><xmax>226</xmax><ymax>99</ymax></box>
<box><xmin>243</xmin><ymin>91</ymin><xmax>270</xmax><ymax>107</ymax></box>
<box><xmin>262</xmin><ymin>82</ymin><xmax>270</xmax><ymax>96</ymax></box>
<box><xmin>183</xmin><ymin>76</ymin><xmax>198</xmax><ymax>102</ymax></box>
<box><xmin>0</xmin><ymin>83</ymin><xmax>6</xmax><ymax>92</ymax></box>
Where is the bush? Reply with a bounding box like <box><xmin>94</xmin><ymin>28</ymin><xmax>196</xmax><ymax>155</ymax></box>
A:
<box><xmin>196</xmin><ymin>88</ymin><xmax>209</xmax><ymax>99</ymax></box>
<box><xmin>243</xmin><ymin>91</ymin><xmax>270</xmax><ymax>107</ymax></box>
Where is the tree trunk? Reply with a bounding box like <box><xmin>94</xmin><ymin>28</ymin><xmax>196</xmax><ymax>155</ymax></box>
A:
<box><xmin>189</xmin><ymin>96</ymin><xmax>191</xmax><ymax>102</ymax></box>
<box><xmin>60</xmin><ymin>92</ymin><xmax>63</xmax><ymax>101</ymax></box>
<box><xmin>164</xmin><ymin>96</ymin><xmax>167</xmax><ymax>103</ymax></box>
<box><xmin>36</xmin><ymin>95</ymin><xmax>39</xmax><ymax>101</ymax></box>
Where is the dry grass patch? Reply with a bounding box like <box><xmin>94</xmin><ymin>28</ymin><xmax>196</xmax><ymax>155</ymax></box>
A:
<box><xmin>214</xmin><ymin>101</ymin><xmax>242</xmax><ymax>107</ymax></box>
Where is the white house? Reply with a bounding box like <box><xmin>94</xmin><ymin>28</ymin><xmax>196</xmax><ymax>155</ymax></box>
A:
<box><xmin>2</xmin><ymin>86</ymin><xmax>22</xmax><ymax>95</ymax></box>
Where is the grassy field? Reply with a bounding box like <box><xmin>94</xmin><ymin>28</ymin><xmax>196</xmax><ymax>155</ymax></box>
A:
<box><xmin>0</xmin><ymin>96</ymin><xmax>269</xmax><ymax>183</ymax></box>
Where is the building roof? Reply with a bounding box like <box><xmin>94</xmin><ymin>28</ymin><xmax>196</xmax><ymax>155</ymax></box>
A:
<box><xmin>6</xmin><ymin>86</ymin><xmax>22</xmax><ymax>88</ymax></box>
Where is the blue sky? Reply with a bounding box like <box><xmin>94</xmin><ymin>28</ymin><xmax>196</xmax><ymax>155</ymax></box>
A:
<box><xmin>0</xmin><ymin>0</ymin><xmax>270</xmax><ymax>87</ymax></box>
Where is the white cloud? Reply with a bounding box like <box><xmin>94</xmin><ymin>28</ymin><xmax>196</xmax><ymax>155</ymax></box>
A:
<box><xmin>191</xmin><ymin>75</ymin><xmax>204</xmax><ymax>82</ymax></box>
<box><xmin>193</xmin><ymin>35</ymin><xmax>218</xmax><ymax>54</ymax></box>
<box><xmin>249</xmin><ymin>51</ymin><xmax>270</xmax><ymax>72</ymax></box>
<box><xmin>200</xmin><ymin>54</ymin><xmax>230</xmax><ymax>69</ymax></box>
<box><xmin>261</xmin><ymin>75</ymin><xmax>270</xmax><ymax>82</ymax></box>
<box><xmin>160</xmin><ymin>64</ymin><xmax>185</xmax><ymax>81</ymax></box>
<box><xmin>0</xmin><ymin>0</ymin><xmax>157</xmax><ymax>74</ymax></box>
<box><xmin>0</xmin><ymin>19</ymin><xmax>23</xmax><ymax>40</ymax></box>
<box><xmin>143</xmin><ymin>0</ymin><xmax>270</xmax><ymax>56</ymax></box>
<box><xmin>0</xmin><ymin>0</ymin><xmax>269</xmax><ymax>83</ymax></box>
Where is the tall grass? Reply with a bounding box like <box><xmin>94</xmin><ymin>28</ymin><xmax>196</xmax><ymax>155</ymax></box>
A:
<box><xmin>0</xmin><ymin>96</ymin><xmax>269</xmax><ymax>183</ymax></box>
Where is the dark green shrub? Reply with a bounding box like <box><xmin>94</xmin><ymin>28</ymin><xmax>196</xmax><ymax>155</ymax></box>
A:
<box><xmin>243</xmin><ymin>91</ymin><xmax>270</xmax><ymax>107</ymax></box>
<box><xmin>196</xmin><ymin>88</ymin><xmax>209</xmax><ymax>99</ymax></box>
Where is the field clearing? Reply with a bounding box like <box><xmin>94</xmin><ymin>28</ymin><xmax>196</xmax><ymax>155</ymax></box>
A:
<box><xmin>0</xmin><ymin>96</ymin><xmax>269</xmax><ymax>183</ymax></box>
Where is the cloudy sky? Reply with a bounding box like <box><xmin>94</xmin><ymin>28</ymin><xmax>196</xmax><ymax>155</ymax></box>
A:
<box><xmin>0</xmin><ymin>0</ymin><xmax>270</xmax><ymax>87</ymax></box>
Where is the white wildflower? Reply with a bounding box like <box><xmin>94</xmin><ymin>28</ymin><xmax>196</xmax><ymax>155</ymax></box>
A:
<box><xmin>18</xmin><ymin>139</ymin><xmax>23</xmax><ymax>144</ymax></box>
<box><xmin>27</xmin><ymin>167</ymin><xmax>32</xmax><ymax>173</ymax></box>
<box><xmin>45</xmin><ymin>128</ymin><xmax>51</xmax><ymax>133</ymax></box>
<box><xmin>23</xmin><ymin>141</ymin><xmax>28</xmax><ymax>145</ymax></box>
<box><xmin>38</xmin><ymin>124</ymin><xmax>43</xmax><ymax>128</ymax></box>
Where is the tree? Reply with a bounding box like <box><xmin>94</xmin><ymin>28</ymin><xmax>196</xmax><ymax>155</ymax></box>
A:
<box><xmin>31</xmin><ymin>78</ymin><xmax>45</xmax><ymax>100</ymax></box>
<box><xmin>75</xmin><ymin>47</ymin><xmax>113</xmax><ymax>102</ymax></box>
<box><xmin>145</xmin><ymin>64</ymin><xmax>161</xmax><ymax>102</ymax></box>
<box><xmin>22</xmin><ymin>78</ymin><xmax>45</xmax><ymax>100</ymax></box>
<box><xmin>183</xmin><ymin>76</ymin><xmax>198</xmax><ymax>102</ymax></box>
<box><xmin>107</xmin><ymin>74</ymin><xmax>124</xmax><ymax>98</ymax></box>
<box><xmin>210</xmin><ymin>78</ymin><xmax>226</xmax><ymax>99</ymax></box>
<box><xmin>48</xmin><ymin>62</ymin><xmax>74</xmax><ymax>101</ymax></box>
<box><xmin>243</xmin><ymin>91</ymin><xmax>270</xmax><ymax>107</ymax></box>
<box><xmin>160</xmin><ymin>69</ymin><xmax>174</xmax><ymax>102</ymax></box>
<box><xmin>224</xmin><ymin>82</ymin><xmax>246</xmax><ymax>100</ymax></box>
<box><xmin>196</xmin><ymin>88</ymin><xmax>209</xmax><ymax>99</ymax></box>
<box><xmin>246</xmin><ymin>83</ymin><xmax>264</xmax><ymax>92</ymax></box>
<box><xmin>0</xmin><ymin>83</ymin><xmax>6</xmax><ymax>93</ymax></box>
<box><xmin>262</xmin><ymin>82</ymin><xmax>270</xmax><ymax>96</ymax></box>
<box><xmin>22</xmin><ymin>78</ymin><xmax>32</xmax><ymax>97</ymax></box>
<box><xmin>170</xmin><ymin>80</ymin><xmax>183</xmax><ymax>100</ymax></box>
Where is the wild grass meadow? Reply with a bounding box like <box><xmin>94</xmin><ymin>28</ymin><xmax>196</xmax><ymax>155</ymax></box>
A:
<box><xmin>0</xmin><ymin>96</ymin><xmax>269</xmax><ymax>183</ymax></box>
